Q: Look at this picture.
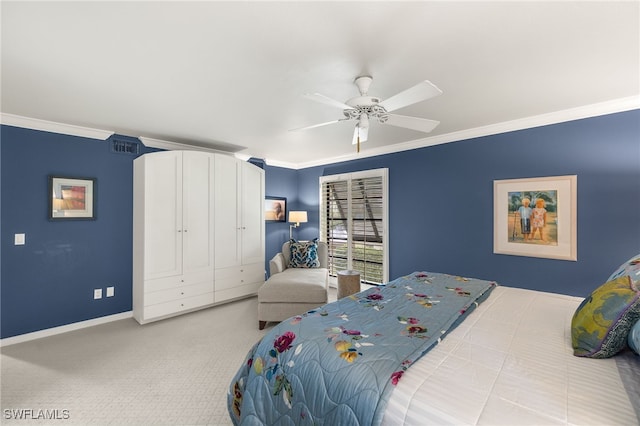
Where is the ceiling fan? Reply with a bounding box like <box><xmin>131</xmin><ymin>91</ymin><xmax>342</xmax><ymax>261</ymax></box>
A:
<box><xmin>292</xmin><ymin>75</ymin><xmax>443</xmax><ymax>152</ymax></box>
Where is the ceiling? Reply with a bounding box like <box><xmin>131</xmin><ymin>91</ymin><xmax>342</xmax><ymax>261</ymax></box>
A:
<box><xmin>2</xmin><ymin>1</ymin><xmax>638</xmax><ymax>169</ymax></box>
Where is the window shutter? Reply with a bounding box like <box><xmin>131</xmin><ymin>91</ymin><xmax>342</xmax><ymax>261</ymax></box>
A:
<box><xmin>351</xmin><ymin>175</ymin><xmax>384</xmax><ymax>284</ymax></box>
<box><xmin>320</xmin><ymin>169</ymin><xmax>387</xmax><ymax>285</ymax></box>
<box><xmin>322</xmin><ymin>179</ymin><xmax>348</xmax><ymax>276</ymax></box>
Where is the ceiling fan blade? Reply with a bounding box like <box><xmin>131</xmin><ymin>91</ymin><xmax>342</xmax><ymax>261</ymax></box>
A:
<box><xmin>378</xmin><ymin>80</ymin><xmax>443</xmax><ymax>112</ymax></box>
<box><xmin>290</xmin><ymin>119</ymin><xmax>344</xmax><ymax>132</ymax></box>
<box><xmin>382</xmin><ymin>114</ymin><xmax>440</xmax><ymax>133</ymax></box>
<box><xmin>304</xmin><ymin>93</ymin><xmax>353</xmax><ymax>110</ymax></box>
<box><xmin>351</xmin><ymin>125</ymin><xmax>369</xmax><ymax>145</ymax></box>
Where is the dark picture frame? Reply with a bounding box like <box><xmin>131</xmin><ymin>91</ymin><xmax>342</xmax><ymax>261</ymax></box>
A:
<box><xmin>48</xmin><ymin>175</ymin><xmax>97</xmax><ymax>220</ymax></box>
<box><xmin>265</xmin><ymin>196</ymin><xmax>286</xmax><ymax>222</ymax></box>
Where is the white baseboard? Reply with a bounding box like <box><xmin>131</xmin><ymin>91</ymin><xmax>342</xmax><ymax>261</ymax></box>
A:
<box><xmin>0</xmin><ymin>311</ymin><xmax>133</xmax><ymax>347</ymax></box>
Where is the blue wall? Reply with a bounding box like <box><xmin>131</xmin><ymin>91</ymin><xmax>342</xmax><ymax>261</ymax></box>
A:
<box><xmin>0</xmin><ymin>127</ymin><xmax>157</xmax><ymax>338</ymax></box>
<box><xmin>286</xmin><ymin>110</ymin><xmax>640</xmax><ymax>297</ymax></box>
<box><xmin>264</xmin><ymin>165</ymin><xmax>298</xmax><ymax>273</ymax></box>
<box><xmin>2</xmin><ymin>109</ymin><xmax>638</xmax><ymax>339</ymax></box>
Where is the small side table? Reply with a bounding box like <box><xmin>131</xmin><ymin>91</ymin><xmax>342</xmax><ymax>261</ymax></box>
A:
<box><xmin>337</xmin><ymin>270</ymin><xmax>361</xmax><ymax>299</ymax></box>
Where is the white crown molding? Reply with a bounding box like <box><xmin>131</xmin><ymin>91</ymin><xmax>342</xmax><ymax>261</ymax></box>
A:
<box><xmin>0</xmin><ymin>311</ymin><xmax>133</xmax><ymax>347</ymax></box>
<box><xmin>288</xmin><ymin>96</ymin><xmax>640</xmax><ymax>170</ymax></box>
<box><xmin>264</xmin><ymin>157</ymin><xmax>300</xmax><ymax>169</ymax></box>
<box><xmin>0</xmin><ymin>113</ymin><xmax>114</xmax><ymax>140</ymax></box>
<box><xmin>139</xmin><ymin>136</ymin><xmax>230</xmax><ymax>155</ymax></box>
<box><xmin>233</xmin><ymin>153</ymin><xmax>252</xmax><ymax>161</ymax></box>
<box><xmin>4</xmin><ymin>96</ymin><xmax>638</xmax><ymax>169</ymax></box>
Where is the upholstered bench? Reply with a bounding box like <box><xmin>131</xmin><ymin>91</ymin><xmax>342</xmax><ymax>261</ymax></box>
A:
<box><xmin>258</xmin><ymin>240</ymin><xmax>328</xmax><ymax>329</ymax></box>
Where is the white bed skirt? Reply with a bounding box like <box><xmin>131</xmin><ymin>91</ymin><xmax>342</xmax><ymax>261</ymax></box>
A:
<box><xmin>382</xmin><ymin>286</ymin><xmax>638</xmax><ymax>425</ymax></box>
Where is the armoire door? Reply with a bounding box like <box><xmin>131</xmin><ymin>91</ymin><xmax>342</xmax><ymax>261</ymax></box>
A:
<box><xmin>143</xmin><ymin>151</ymin><xmax>183</xmax><ymax>280</ymax></box>
<box><xmin>182</xmin><ymin>151</ymin><xmax>215</xmax><ymax>276</ymax></box>
<box><xmin>214</xmin><ymin>154</ymin><xmax>241</xmax><ymax>269</ymax></box>
<box><xmin>241</xmin><ymin>161</ymin><xmax>264</xmax><ymax>265</ymax></box>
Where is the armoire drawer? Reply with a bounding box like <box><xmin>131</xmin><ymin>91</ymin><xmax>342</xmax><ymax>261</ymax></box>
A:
<box><xmin>215</xmin><ymin>263</ymin><xmax>264</xmax><ymax>291</ymax></box>
<box><xmin>144</xmin><ymin>270</ymin><xmax>214</xmax><ymax>293</ymax></box>
<box><xmin>142</xmin><ymin>292</ymin><xmax>214</xmax><ymax>321</ymax></box>
<box><xmin>144</xmin><ymin>281</ymin><xmax>214</xmax><ymax>307</ymax></box>
<box><xmin>215</xmin><ymin>281</ymin><xmax>262</xmax><ymax>302</ymax></box>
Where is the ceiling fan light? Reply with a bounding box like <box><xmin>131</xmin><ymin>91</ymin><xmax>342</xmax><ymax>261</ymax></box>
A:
<box><xmin>359</xmin><ymin>114</ymin><xmax>370</xmax><ymax>129</ymax></box>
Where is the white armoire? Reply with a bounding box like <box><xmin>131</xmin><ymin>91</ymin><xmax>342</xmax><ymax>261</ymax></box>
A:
<box><xmin>133</xmin><ymin>150</ymin><xmax>264</xmax><ymax>324</ymax></box>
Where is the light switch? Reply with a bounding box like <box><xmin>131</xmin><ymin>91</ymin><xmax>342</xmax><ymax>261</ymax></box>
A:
<box><xmin>106</xmin><ymin>286</ymin><xmax>115</xmax><ymax>297</ymax></box>
<box><xmin>14</xmin><ymin>233</ymin><xmax>25</xmax><ymax>245</ymax></box>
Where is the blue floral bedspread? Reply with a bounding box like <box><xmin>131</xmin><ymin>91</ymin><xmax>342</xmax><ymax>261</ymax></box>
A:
<box><xmin>228</xmin><ymin>272</ymin><xmax>497</xmax><ymax>426</ymax></box>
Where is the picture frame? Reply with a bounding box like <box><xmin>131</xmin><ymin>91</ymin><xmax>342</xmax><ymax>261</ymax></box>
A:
<box><xmin>493</xmin><ymin>175</ymin><xmax>577</xmax><ymax>261</ymax></box>
<box><xmin>264</xmin><ymin>196</ymin><xmax>286</xmax><ymax>222</ymax></box>
<box><xmin>49</xmin><ymin>175</ymin><xmax>97</xmax><ymax>220</ymax></box>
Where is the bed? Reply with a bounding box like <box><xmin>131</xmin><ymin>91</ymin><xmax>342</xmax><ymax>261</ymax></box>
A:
<box><xmin>228</xmin><ymin>270</ymin><xmax>640</xmax><ymax>425</ymax></box>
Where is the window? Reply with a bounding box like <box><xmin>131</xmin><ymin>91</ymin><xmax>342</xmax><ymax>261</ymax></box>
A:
<box><xmin>320</xmin><ymin>168</ymin><xmax>388</xmax><ymax>285</ymax></box>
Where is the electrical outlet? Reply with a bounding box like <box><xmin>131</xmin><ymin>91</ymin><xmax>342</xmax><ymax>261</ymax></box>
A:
<box><xmin>94</xmin><ymin>288</ymin><xmax>102</xmax><ymax>299</ymax></box>
<box><xmin>106</xmin><ymin>286</ymin><xmax>115</xmax><ymax>297</ymax></box>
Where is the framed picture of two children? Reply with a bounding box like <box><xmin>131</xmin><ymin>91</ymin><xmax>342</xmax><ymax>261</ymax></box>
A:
<box><xmin>494</xmin><ymin>175</ymin><xmax>577</xmax><ymax>261</ymax></box>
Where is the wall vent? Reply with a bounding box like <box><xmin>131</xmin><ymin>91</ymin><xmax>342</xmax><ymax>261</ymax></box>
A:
<box><xmin>111</xmin><ymin>139</ymin><xmax>140</xmax><ymax>155</ymax></box>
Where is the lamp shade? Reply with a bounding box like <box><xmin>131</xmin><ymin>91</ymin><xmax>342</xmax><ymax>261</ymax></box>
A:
<box><xmin>288</xmin><ymin>211</ymin><xmax>308</xmax><ymax>224</ymax></box>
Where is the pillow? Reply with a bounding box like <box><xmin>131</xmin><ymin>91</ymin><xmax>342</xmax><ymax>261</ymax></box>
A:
<box><xmin>629</xmin><ymin>320</ymin><xmax>640</xmax><ymax>355</ymax></box>
<box><xmin>288</xmin><ymin>239</ymin><xmax>320</xmax><ymax>269</ymax></box>
<box><xmin>607</xmin><ymin>253</ymin><xmax>640</xmax><ymax>284</ymax></box>
<box><xmin>571</xmin><ymin>275</ymin><xmax>640</xmax><ymax>358</ymax></box>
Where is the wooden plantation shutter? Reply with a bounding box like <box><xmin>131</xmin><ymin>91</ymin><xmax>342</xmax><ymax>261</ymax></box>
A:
<box><xmin>351</xmin><ymin>174</ymin><xmax>384</xmax><ymax>284</ymax></box>
<box><xmin>323</xmin><ymin>179</ymin><xmax>349</xmax><ymax>276</ymax></box>
<box><xmin>320</xmin><ymin>168</ymin><xmax>388</xmax><ymax>285</ymax></box>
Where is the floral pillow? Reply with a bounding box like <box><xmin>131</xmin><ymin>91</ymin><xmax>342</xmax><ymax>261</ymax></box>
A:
<box><xmin>288</xmin><ymin>239</ymin><xmax>320</xmax><ymax>269</ymax></box>
<box><xmin>629</xmin><ymin>320</ymin><xmax>640</xmax><ymax>355</ymax></box>
<box><xmin>571</xmin><ymin>275</ymin><xmax>640</xmax><ymax>358</ymax></box>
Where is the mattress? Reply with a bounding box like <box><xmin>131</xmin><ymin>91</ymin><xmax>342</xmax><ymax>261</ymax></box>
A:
<box><xmin>382</xmin><ymin>286</ymin><xmax>639</xmax><ymax>425</ymax></box>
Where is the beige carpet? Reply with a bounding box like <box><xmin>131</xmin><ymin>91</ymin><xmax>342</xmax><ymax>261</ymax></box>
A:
<box><xmin>1</xmin><ymin>291</ymin><xmax>335</xmax><ymax>425</ymax></box>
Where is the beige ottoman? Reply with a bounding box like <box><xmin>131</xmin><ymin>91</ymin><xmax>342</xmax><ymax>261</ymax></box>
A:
<box><xmin>257</xmin><ymin>267</ymin><xmax>328</xmax><ymax>329</ymax></box>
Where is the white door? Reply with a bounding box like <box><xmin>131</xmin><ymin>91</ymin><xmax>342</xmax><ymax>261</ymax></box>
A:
<box><xmin>214</xmin><ymin>155</ymin><xmax>241</xmax><ymax>268</ymax></box>
<box><xmin>241</xmin><ymin>161</ymin><xmax>265</xmax><ymax>265</ymax></box>
<box><xmin>144</xmin><ymin>151</ymin><xmax>183</xmax><ymax>280</ymax></box>
<box><xmin>182</xmin><ymin>151</ymin><xmax>214</xmax><ymax>275</ymax></box>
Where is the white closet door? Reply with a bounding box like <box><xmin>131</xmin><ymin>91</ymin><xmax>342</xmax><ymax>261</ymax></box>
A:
<box><xmin>144</xmin><ymin>151</ymin><xmax>183</xmax><ymax>280</ymax></box>
<box><xmin>214</xmin><ymin>155</ymin><xmax>241</xmax><ymax>268</ymax></box>
<box><xmin>241</xmin><ymin>161</ymin><xmax>264</xmax><ymax>265</ymax></box>
<box><xmin>182</xmin><ymin>151</ymin><xmax>214</xmax><ymax>275</ymax></box>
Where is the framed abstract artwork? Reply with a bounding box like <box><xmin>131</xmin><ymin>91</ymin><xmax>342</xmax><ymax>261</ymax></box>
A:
<box><xmin>49</xmin><ymin>176</ymin><xmax>97</xmax><ymax>220</ymax></box>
